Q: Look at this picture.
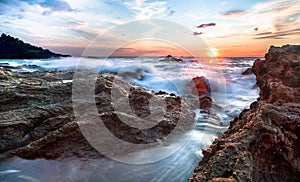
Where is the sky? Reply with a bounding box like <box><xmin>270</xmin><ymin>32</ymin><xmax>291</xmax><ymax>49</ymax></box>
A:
<box><xmin>1</xmin><ymin>0</ymin><xmax>300</xmax><ymax>57</ymax></box>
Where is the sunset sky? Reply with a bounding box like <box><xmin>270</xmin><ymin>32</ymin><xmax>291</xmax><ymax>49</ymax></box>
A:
<box><xmin>1</xmin><ymin>0</ymin><xmax>300</xmax><ymax>57</ymax></box>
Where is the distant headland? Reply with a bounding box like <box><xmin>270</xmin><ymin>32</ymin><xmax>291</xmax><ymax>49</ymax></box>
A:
<box><xmin>0</xmin><ymin>33</ymin><xmax>70</xmax><ymax>59</ymax></box>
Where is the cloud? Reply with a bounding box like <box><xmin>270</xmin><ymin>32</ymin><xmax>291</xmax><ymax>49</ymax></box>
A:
<box><xmin>0</xmin><ymin>0</ymin><xmax>73</xmax><ymax>15</ymax></box>
<box><xmin>209</xmin><ymin>33</ymin><xmax>245</xmax><ymax>39</ymax></box>
<box><xmin>71</xmin><ymin>29</ymin><xmax>97</xmax><ymax>40</ymax></box>
<box><xmin>255</xmin><ymin>32</ymin><xmax>272</xmax><ymax>36</ymax></box>
<box><xmin>255</xmin><ymin>2</ymin><xmax>292</xmax><ymax>14</ymax></box>
<box><xmin>197</xmin><ymin>23</ymin><xmax>216</xmax><ymax>28</ymax></box>
<box><xmin>253</xmin><ymin>28</ymin><xmax>300</xmax><ymax>39</ymax></box>
<box><xmin>193</xmin><ymin>32</ymin><xmax>203</xmax><ymax>36</ymax></box>
<box><xmin>207</xmin><ymin>0</ymin><xmax>300</xmax><ymax>41</ymax></box>
<box><xmin>218</xmin><ymin>10</ymin><xmax>246</xmax><ymax>17</ymax></box>
<box><xmin>105</xmin><ymin>0</ymin><xmax>122</xmax><ymax>5</ymax></box>
<box><xmin>40</xmin><ymin>0</ymin><xmax>73</xmax><ymax>15</ymax></box>
<box><xmin>51</xmin><ymin>18</ymin><xmax>97</xmax><ymax>40</ymax></box>
<box><xmin>123</xmin><ymin>0</ymin><xmax>168</xmax><ymax>19</ymax></box>
<box><xmin>168</xmin><ymin>10</ymin><xmax>175</xmax><ymax>16</ymax></box>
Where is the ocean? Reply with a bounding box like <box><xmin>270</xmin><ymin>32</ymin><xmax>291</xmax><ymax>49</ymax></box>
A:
<box><xmin>0</xmin><ymin>56</ymin><xmax>259</xmax><ymax>181</ymax></box>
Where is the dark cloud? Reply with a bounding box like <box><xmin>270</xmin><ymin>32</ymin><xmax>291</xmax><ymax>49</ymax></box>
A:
<box><xmin>253</xmin><ymin>28</ymin><xmax>300</xmax><ymax>39</ymax></box>
<box><xmin>254</xmin><ymin>35</ymin><xmax>285</xmax><ymax>39</ymax></box>
<box><xmin>168</xmin><ymin>10</ymin><xmax>175</xmax><ymax>16</ymax></box>
<box><xmin>197</xmin><ymin>23</ymin><xmax>216</xmax><ymax>28</ymax></box>
<box><xmin>255</xmin><ymin>32</ymin><xmax>272</xmax><ymax>36</ymax></box>
<box><xmin>193</xmin><ymin>32</ymin><xmax>203</xmax><ymax>36</ymax></box>
<box><xmin>219</xmin><ymin>10</ymin><xmax>246</xmax><ymax>16</ymax></box>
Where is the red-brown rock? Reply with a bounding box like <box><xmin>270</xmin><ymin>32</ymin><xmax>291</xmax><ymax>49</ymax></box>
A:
<box><xmin>189</xmin><ymin>45</ymin><xmax>300</xmax><ymax>182</ymax></box>
<box><xmin>187</xmin><ymin>76</ymin><xmax>212</xmax><ymax>110</ymax></box>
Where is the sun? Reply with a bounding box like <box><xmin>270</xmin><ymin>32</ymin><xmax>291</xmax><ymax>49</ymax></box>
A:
<box><xmin>208</xmin><ymin>48</ymin><xmax>220</xmax><ymax>57</ymax></box>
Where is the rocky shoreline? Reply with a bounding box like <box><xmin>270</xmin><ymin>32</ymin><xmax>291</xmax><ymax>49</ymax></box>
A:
<box><xmin>1</xmin><ymin>45</ymin><xmax>298</xmax><ymax>181</ymax></box>
<box><xmin>0</xmin><ymin>66</ymin><xmax>210</xmax><ymax>160</ymax></box>
<box><xmin>189</xmin><ymin>45</ymin><xmax>300</xmax><ymax>181</ymax></box>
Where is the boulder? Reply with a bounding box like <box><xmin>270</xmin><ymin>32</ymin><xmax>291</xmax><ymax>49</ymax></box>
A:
<box><xmin>187</xmin><ymin>76</ymin><xmax>212</xmax><ymax>110</ymax></box>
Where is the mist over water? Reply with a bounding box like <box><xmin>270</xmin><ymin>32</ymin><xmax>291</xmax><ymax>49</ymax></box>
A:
<box><xmin>0</xmin><ymin>57</ymin><xmax>259</xmax><ymax>181</ymax></box>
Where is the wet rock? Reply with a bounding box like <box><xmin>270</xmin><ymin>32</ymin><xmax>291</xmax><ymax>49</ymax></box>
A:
<box><xmin>187</xmin><ymin>76</ymin><xmax>212</xmax><ymax>110</ymax></box>
<box><xmin>190</xmin><ymin>45</ymin><xmax>300</xmax><ymax>181</ymax></box>
<box><xmin>188</xmin><ymin>76</ymin><xmax>211</xmax><ymax>96</ymax></box>
<box><xmin>0</xmin><ymin>69</ymin><xmax>195</xmax><ymax>160</ymax></box>
<box><xmin>159</xmin><ymin>55</ymin><xmax>183</xmax><ymax>62</ymax></box>
<box><xmin>94</xmin><ymin>75</ymin><xmax>195</xmax><ymax>144</ymax></box>
<box><xmin>241</xmin><ymin>67</ymin><xmax>253</xmax><ymax>75</ymax></box>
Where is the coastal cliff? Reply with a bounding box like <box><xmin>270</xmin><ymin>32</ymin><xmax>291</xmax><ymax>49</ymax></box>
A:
<box><xmin>189</xmin><ymin>45</ymin><xmax>300</xmax><ymax>181</ymax></box>
<box><xmin>0</xmin><ymin>33</ymin><xmax>69</xmax><ymax>59</ymax></box>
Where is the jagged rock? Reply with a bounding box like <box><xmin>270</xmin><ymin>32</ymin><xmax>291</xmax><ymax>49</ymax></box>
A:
<box><xmin>189</xmin><ymin>45</ymin><xmax>300</xmax><ymax>182</ymax></box>
<box><xmin>0</xmin><ymin>69</ymin><xmax>195</xmax><ymax>160</ymax></box>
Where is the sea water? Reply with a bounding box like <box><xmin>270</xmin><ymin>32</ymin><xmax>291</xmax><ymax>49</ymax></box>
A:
<box><xmin>0</xmin><ymin>57</ymin><xmax>259</xmax><ymax>181</ymax></box>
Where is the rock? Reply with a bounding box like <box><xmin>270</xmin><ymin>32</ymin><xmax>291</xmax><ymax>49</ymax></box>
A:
<box><xmin>241</xmin><ymin>67</ymin><xmax>253</xmax><ymax>75</ymax></box>
<box><xmin>187</xmin><ymin>76</ymin><xmax>212</xmax><ymax>110</ymax></box>
<box><xmin>0</xmin><ymin>69</ymin><xmax>195</xmax><ymax>160</ymax></box>
<box><xmin>189</xmin><ymin>45</ymin><xmax>300</xmax><ymax>181</ymax></box>
<box><xmin>159</xmin><ymin>55</ymin><xmax>183</xmax><ymax>62</ymax></box>
<box><xmin>0</xmin><ymin>33</ymin><xmax>70</xmax><ymax>59</ymax></box>
<box><xmin>94</xmin><ymin>75</ymin><xmax>195</xmax><ymax>144</ymax></box>
<box><xmin>0</xmin><ymin>69</ymin><xmax>76</xmax><ymax>158</ymax></box>
<box><xmin>199</xmin><ymin>95</ymin><xmax>212</xmax><ymax>110</ymax></box>
<box><xmin>188</xmin><ymin>76</ymin><xmax>211</xmax><ymax>96</ymax></box>
<box><xmin>155</xmin><ymin>90</ymin><xmax>169</xmax><ymax>95</ymax></box>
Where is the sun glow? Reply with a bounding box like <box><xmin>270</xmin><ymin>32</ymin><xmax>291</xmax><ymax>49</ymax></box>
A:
<box><xmin>208</xmin><ymin>48</ymin><xmax>220</xmax><ymax>57</ymax></box>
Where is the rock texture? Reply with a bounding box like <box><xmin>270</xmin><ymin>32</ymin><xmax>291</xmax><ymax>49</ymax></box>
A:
<box><xmin>189</xmin><ymin>45</ymin><xmax>300</xmax><ymax>181</ymax></box>
<box><xmin>0</xmin><ymin>68</ymin><xmax>195</xmax><ymax>160</ymax></box>
<box><xmin>0</xmin><ymin>33</ymin><xmax>69</xmax><ymax>59</ymax></box>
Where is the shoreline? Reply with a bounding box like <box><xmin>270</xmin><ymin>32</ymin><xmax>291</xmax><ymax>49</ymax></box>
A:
<box><xmin>2</xmin><ymin>46</ymin><xmax>286</xmax><ymax>180</ymax></box>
